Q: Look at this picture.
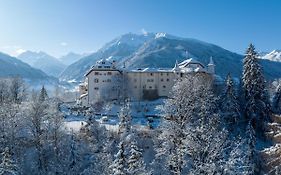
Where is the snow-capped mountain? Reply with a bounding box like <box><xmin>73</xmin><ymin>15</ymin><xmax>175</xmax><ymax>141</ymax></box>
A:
<box><xmin>60</xmin><ymin>33</ymin><xmax>281</xmax><ymax>82</ymax></box>
<box><xmin>0</xmin><ymin>52</ymin><xmax>56</xmax><ymax>83</ymax></box>
<box><xmin>18</xmin><ymin>51</ymin><xmax>66</xmax><ymax>77</ymax></box>
<box><xmin>59</xmin><ymin>33</ymin><xmax>155</xmax><ymax>81</ymax></box>
<box><xmin>59</xmin><ymin>52</ymin><xmax>86</xmax><ymax>66</ymax></box>
<box><xmin>261</xmin><ymin>50</ymin><xmax>281</xmax><ymax>62</ymax></box>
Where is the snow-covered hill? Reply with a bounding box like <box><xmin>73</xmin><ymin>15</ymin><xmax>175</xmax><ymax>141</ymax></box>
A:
<box><xmin>18</xmin><ymin>51</ymin><xmax>66</xmax><ymax>77</ymax></box>
<box><xmin>60</xmin><ymin>33</ymin><xmax>281</xmax><ymax>82</ymax></box>
<box><xmin>261</xmin><ymin>50</ymin><xmax>281</xmax><ymax>62</ymax></box>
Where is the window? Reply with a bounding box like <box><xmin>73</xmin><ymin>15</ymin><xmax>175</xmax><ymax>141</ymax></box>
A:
<box><xmin>149</xmin><ymin>86</ymin><xmax>152</xmax><ymax>89</ymax></box>
<box><xmin>166</xmin><ymin>73</ymin><xmax>169</xmax><ymax>76</ymax></box>
<box><xmin>160</xmin><ymin>73</ymin><xmax>163</xmax><ymax>76</ymax></box>
<box><xmin>94</xmin><ymin>87</ymin><xmax>99</xmax><ymax>90</ymax></box>
<box><xmin>150</xmin><ymin>73</ymin><xmax>153</xmax><ymax>76</ymax></box>
<box><xmin>107</xmin><ymin>79</ymin><xmax>111</xmax><ymax>82</ymax></box>
<box><xmin>147</xmin><ymin>79</ymin><xmax>154</xmax><ymax>82</ymax></box>
<box><xmin>94</xmin><ymin>78</ymin><xmax>99</xmax><ymax>83</ymax></box>
<box><xmin>134</xmin><ymin>86</ymin><xmax>137</xmax><ymax>89</ymax></box>
<box><xmin>107</xmin><ymin>72</ymin><xmax>112</xmax><ymax>75</ymax></box>
<box><xmin>102</xmin><ymin>61</ymin><xmax>105</xmax><ymax>64</ymax></box>
<box><xmin>160</xmin><ymin>78</ymin><xmax>164</xmax><ymax>82</ymax></box>
<box><xmin>95</xmin><ymin>72</ymin><xmax>99</xmax><ymax>75</ymax></box>
<box><xmin>163</xmin><ymin>85</ymin><xmax>166</xmax><ymax>88</ymax></box>
<box><xmin>167</xmin><ymin>78</ymin><xmax>169</xmax><ymax>82</ymax></box>
<box><xmin>104</xmin><ymin>66</ymin><xmax>110</xmax><ymax>68</ymax></box>
<box><xmin>98</xmin><ymin>66</ymin><xmax>102</xmax><ymax>68</ymax></box>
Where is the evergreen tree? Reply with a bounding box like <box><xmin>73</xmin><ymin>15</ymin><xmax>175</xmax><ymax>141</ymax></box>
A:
<box><xmin>242</xmin><ymin>43</ymin><xmax>270</xmax><ymax>131</ymax></box>
<box><xmin>272</xmin><ymin>84</ymin><xmax>281</xmax><ymax>113</ymax></box>
<box><xmin>0</xmin><ymin>147</ymin><xmax>18</xmax><ymax>175</ymax></box>
<box><xmin>244</xmin><ymin>121</ymin><xmax>258</xmax><ymax>174</ymax></box>
<box><xmin>39</xmin><ymin>85</ymin><xmax>48</xmax><ymax>102</ymax></box>
<box><xmin>118</xmin><ymin>102</ymin><xmax>132</xmax><ymax>136</ymax></box>
<box><xmin>127</xmin><ymin>136</ymin><xmax>146</xmax><ymax>175</ymax></box>
<box><xmin>220</xmin><ymin>74</ymin><xmax>241</xmax><ymax>126</ymax></box>
<box><xmin>110</xmin><ymin>141</ymin><xmax>127</xmax><ymax>175</ymax></box>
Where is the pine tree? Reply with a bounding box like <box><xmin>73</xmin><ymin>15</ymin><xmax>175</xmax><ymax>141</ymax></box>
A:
<box><xmin>220</xmin><ymin>74</ymin><xmax>241</xmax><ymax>126</ymax></box>
<box><xmin>127</xmin><ymin>136</ymin><xmax>146</xmax><ymax>175</ymax></box>
<box><xmin>110</xmin><ymin>141</ymin><xmax>127</xmax><ymax>175</ymax></box>
<box><xmin>0</xmin><ymin>147</ymin><xmax>18</xmax><ymax>175</ymax></box>
<box><xmin>244</xmin><ymin>121</ymin><xmax>257</xmax><ymax>174</ymax></box>
<box><xmin>272</xmin><ymin>84</ymin><xmax>281</xmax><ymax>113</ymax></box>
<box><xmin>118</xmin><ymin>102</ymin><xmax>132</xmax><ymax>136</ymax></box>
<box><xmin>39</xmin><ymin>85</ymin><xmax>48</xmax><ymax>102</ymax></box>
<box><xmin>242</xmin><ymin>43</ymin><xmax>270</xmax><ymax>132</ymax></box>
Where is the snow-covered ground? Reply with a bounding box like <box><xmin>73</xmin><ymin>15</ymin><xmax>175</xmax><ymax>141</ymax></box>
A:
<box><xmin>61</xmin><ymin>99</ymin><xmax>164</xmax><ymax>132</ymax></box>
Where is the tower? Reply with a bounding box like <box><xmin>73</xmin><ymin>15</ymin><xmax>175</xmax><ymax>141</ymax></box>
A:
<box><xmin>207</xmin><ymin>56</ymin><xmax>215</xmax><ymax>74</ymax></box>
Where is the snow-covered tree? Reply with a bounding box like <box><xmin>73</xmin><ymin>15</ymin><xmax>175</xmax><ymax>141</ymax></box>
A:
<box><xmin>27</xmin><ymin>91</ymin><xmax>50</xmax><ymax>174</ymax></box>
<box><xmin>244</xmin><ymin>121</ymin><xmax>258</xmax><ymax>174</ymax></box>
<box><xmin>242</xmin><ymin>43</ymin><xmax>270</xmax><ymax>132</ymax></box>
<box><xmin>0</xmin><ymin>147</ymin><xmax>18</xmax><ymax>175</ymax></box>
<box><xmin>220</xmin><ymin>74</ymin><xmax>241</xmax><ymax>126</ymax></box>
<box><xmin>272</xmin><ymin>84</ymin><xmax>281</xmax><ymax>113</ymax></box>
<box><xmin>39</xmin><ymin>86</ymin><xmax>48</xmax><ymax>102</ymax></box>
<box><xmin>127</xmin><ymin>136</ymin><xmax>146</xmax><ymax>175</ymax></box>
<box><xmin>156</xmin><ymin>73</ymin><xmax>228</xmax><ymax>174</ymax></box>
<box><xmin>9</xmin><ymin>77</ymin><xmax>26</xmax><ymax>104</ymax></box>
<box><xmin>118</xmin><ymin>101</ymin><xmax>132</xmax><ymax>136</ymax></box>
<box><xmin>110</xmin><ymin>141</ymin><xmax>127</xmax><ymax>175</ymax></box>
<box><xmin>223</xmin><ymin>135</ymin><xmax>255</xmax><ymax>175</ymax></box>
<box><xmin>0</xmin><ymin>79</ymin><xmax>9</xmax><ymax>105</ymax></box>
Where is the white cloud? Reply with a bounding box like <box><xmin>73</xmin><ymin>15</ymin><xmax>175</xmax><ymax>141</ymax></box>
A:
<box><xmin>16</xmin><ymin>48</ymin><xmax>26</xmax><ymax>55</ymax></box>
<box><xmin>141</xmin><ymin>28</ymin><xmax>148</xmax><ymax>36</ymax></box>
<box><xmin>60</xmin><ymin>42</ymin><xmax>68</xmax><ymax>46</ymax></box>
<box><xmin>0</xmin><ymin>45</ymin><xmax>26</xmax><ymax>57</ymax></box>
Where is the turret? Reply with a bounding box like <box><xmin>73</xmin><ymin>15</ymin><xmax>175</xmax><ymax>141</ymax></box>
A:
<box><xmin>207</xmin><ymin>56</ymin><xmax>215</xmax><ymax>74</ymax></box>
<box><xmin>173</xmin><ymin>60</ymin><xmax>180</xmax><ymax>72</ymax></box>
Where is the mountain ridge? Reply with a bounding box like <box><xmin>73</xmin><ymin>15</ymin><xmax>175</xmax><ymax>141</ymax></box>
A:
<box><xmin>0</xmin><ymin>52</ymin><xmax>57</xmax><ymax>83</ymax></box>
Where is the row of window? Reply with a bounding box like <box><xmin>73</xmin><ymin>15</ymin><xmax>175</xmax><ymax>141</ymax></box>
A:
<box><xmin>94</xmin><ymin>79</ymin><xmax>111</xmax><ymax>83</ymax></box>
<box><xmin>97</xmin><ymin>66</ymin><xmax>111</xmax><ymax>69</ymax></box>
<box><xmin>94</xmin><ymin>72</ymin><xmax>112</xmax><ymax>75</ymax></box>
<box><xmin>133</xmin><ymin>78</ymin><xmax>170</xmax><ymax>83</ymax></box>
<box><xmin>133</xmin><ymin>85</ymin><xmax>167</xmax><ymax>89</ymax></box>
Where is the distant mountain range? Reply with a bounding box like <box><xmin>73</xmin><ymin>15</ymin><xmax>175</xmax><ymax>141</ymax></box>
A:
<box><xmin>59</xmin><ymin>32</ymin><xmax>281</xmax><ymax>82</ymax></box>
<box><xmin>1</xmin><ymin>32</ymin><xmax>280</xmax><ymax>86</ymax></box>
<box><xmin>0</xmin><ymin>52</ymin><xmax>57</xmax><ymax>84</ymax></box>
<box><xmin>59</xmin><ymin>52</ymin><xmax>88</xmax><ymax>66</ymax></box>
<box><xmin>17</xmin><ymin>51</ymin><xmax>85</xmax><ymax>77</ymax></box>
<box><xmin>17</xmin><ymin>51</ymin><xmax>65</xmax><ymax>77</ymax></box>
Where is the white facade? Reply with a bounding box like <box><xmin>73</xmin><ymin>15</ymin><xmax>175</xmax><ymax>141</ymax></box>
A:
<box><xmin>79</xmin><ymin>57</ymin><xmax>215</xmax><ymax>105</ymax></box>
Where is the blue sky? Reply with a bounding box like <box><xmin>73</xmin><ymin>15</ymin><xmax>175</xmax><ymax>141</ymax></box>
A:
<box><xmin>0</xmin><ymin>0</ymin><xmax>280</xmax><ymax>57</ymax></box>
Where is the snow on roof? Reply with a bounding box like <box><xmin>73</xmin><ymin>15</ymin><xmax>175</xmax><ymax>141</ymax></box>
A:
<box><xmin>178</xmin><ymin>58</ymin><xmax>204</xmax><ymax>68</ymax></box>
<box><xmin>128</xmin><ymin>67</ymin><xmax>173</xmax><ymax>73</ymax></box>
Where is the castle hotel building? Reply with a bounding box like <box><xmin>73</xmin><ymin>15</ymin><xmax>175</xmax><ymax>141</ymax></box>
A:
<box><xmin>78</xmin><ymin>57</ymin><xmax>215</xmax><ymax>105</ymax></box>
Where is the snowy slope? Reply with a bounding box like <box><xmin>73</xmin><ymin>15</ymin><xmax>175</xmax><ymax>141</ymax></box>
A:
<box><xmin>18</xmin><ymin>51</ymin><xmax>66</xmax><ymax>77</ymax></box>
<box><xmin>59</xmin><ymin>33</ymin><xmax>154</xmax><ymax>81</ymax></box>
<box><xmin>261</xmin><ymin>50</ymin><xmax>281</xmax><ymax>62</ymax></box>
